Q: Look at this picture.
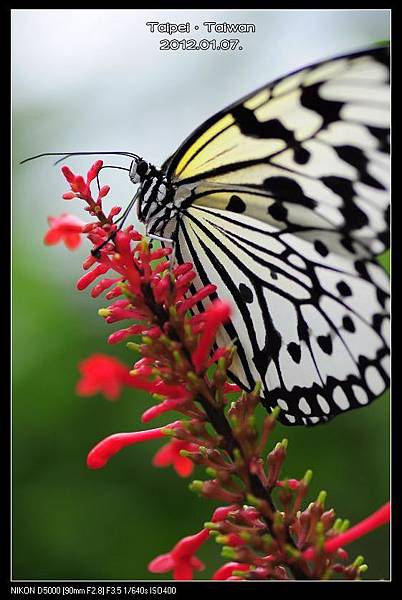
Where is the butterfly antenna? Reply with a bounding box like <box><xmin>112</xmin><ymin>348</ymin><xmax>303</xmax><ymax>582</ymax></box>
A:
<box><xmin>91</xmin><ymin>191</ymin><xmax>140</xmax><ymax>258</ymax></box>
<box><xmin>95</xmin><ymin>164</ymin><xmax>130</xmax><ymax>192</ymax></box>
<box><xmin>20</xmin><ymin>151</ymin><xmax>140</xmax><ymax>166</ymax></box>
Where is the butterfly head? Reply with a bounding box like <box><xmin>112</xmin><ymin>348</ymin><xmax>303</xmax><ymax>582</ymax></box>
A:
<box><xmin>129</xmin><ymin>158</ymin><xmax>152</xmax><ymax>184</ymax></box>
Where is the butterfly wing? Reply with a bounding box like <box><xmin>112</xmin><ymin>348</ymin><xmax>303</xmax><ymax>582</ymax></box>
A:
<box><xmin>164</xmin><ymin>46</ymin><xmax>389</xmax><ymax>258</ymax></box>
<box><xmin>175</xmin><ymin>205</ymin><xmax>389</xmax><ymax>425</ymax></box>
<box><xmin>162</xmin><ymin>46</ymin><xmax>390</xmax><ymax>424</ymax></box>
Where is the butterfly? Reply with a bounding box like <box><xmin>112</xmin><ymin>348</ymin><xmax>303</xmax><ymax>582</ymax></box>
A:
<box><xmin>26</xmin><ymin>45</ymin><xmax>390</xmax><ymax>426</ymax></box>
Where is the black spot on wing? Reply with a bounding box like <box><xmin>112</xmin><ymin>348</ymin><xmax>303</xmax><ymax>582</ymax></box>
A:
<box><xmin>294</xmin><ymin>146</ymin><xmax>311</xmax><ymax>165</ymax></box>
<box><xmin>262</xmin><ymin>177</ymin><xmax>316</xmax><ymax>209</ymax></box>
<box><xmin>341</xmin><ymin>237</ymin><xmax>356</xmax><ymax>255</ymax></box>
<box><xmin>321</xmin><ymin>176</ymin><xmax>369</xmax><ymax>231</ymax></box>
<box><xmin>342</xmin><ymin>315</ymin><xmax>355</xmax><ymax>332</ymax></box>
<box><xmin>297</xmin><ymin>315</ymin><xmax>310</xmax><ymax>343</ymax></box>
<box><xmin>372</xmin><ymin>313</ymin><xmax>386</xmax><ymax>335</ymax></box>
<box><xmin>231</xmin><ymin>105</ymin><xmax>295</xmax><ymax>142</ymax></box>
<box><xmin>268</xmin><ymin>202</ymin><xmax>288</xmax><ymax>222</ymax></box>
<box><xmin>367</xmin><ymin>126</ymin><xmax>389</xmax><ymax>154</ymax></box>
<box><xmin>239</xmin><ymin>283</ymin><xmax>254</xmax><ymax>303</ymax></box>
<box><xmin>317</xmin><ymin>335</ymin><xmax>333</xmax><ymax>355</ymax></box>
<box><xmin>230</xmin><ymin>106</ymin><xmax>308</xmax><ymax>164</ymax></box>
<box><xmin>314</xmin><ymin>240</ymin><xmax>329</xmax><ymax>257</ymax></box>
<box><xmin>336</xmin><ymin>280</ymin><xmax>352</xmax><ymax>297</ymax></box>
<box><xmin>287</xmin><ymin>342</ymin><xmax>301</xmax><ymax>364</ymax></box>
<box><xmin>354</xmin><ymin>260</ymin><xmax>369</xmax><ymax>279</ymax></box>
<box><xmin>300</xmin><ymin>82</ymin><xmax>343</xmax><ymax>128</ymax></box>
<box><xmin>376</xmin><ymin>287</ymin><xmax>388</xmax><ymax>310</ymax></box>
<box><xmin>378</xmin><ymin>228</ymin><xmax>389</xmax><ymax>252</ymax></box>
<box><xmin>227</xmin><ymin>194</ymin><xmax>246</xmax><ymax>213</ymax></box>
<box><xmin>334</xmin><ymin>145</ymin><xmax>385</xmax><ymax>190</ymax></box>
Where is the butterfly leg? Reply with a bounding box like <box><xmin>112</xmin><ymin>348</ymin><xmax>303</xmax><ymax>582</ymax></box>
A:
<box><xmin>146</xmin><ymin>231</ymin><xmax>175</xmax><ymax>245</ymax></box>
<box><xmin>146</xmin><ymin>229</ymin><xmax>176</xmax><ymax>267</ymax></box>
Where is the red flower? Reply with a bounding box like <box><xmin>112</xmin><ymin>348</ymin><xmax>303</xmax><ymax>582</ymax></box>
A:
<box><xmin>87</xmin><ymin>423</ymin><xmax>181</xmax><ymax>469</ymax></box>
<box><xmin>148</xmin><ymin>529</ymin><xmax>209</xmax><ymax>580</ymax></box>
<box><xmin>44</xmin><ymin>214</ymin><xmax>86</xmax><ymax>250</ymax></box>
<box><xmin>303</xmin><ymin>502</ymin><xmax>390</xmax><ymax>560</ymax></box>
<box><xmin>211</xmin><ymin>505</ymin><xmax>241</xmax><ymax>522</ymax></box>
<box><xmin>212</xmin><ymin>562</ymin><xmax>250</xmax><ymax>580</ymax></box>
<box><xmin>191</xmin><ymin>300</ymin><xmax>232</xmax><ymax>372</ymax></box>
<box><xmin>60</xmin><ymin>161</ymin><xmax>115</xmax><ymax>226</ymax></box>
<box><xmin>152</xmin><ymin>439</ymin><xmax>199</xmax><ymax>477</ymax></box>
<box><xmin>114</xmin><ymin>231</ymin><xmax>142</xmax><ymax>293</ymax></box>
<box><xmin>62</xmin><ymin>160</ymin><xmax>103</xmax><ymax>198</ymax></box>
<box><xmin>76</xmin><ymin>354</ymin><xmax>131</xmax><ymax>400</ymax></box>
<box><xmin>148</xmin><ymin>507</ymin><xmax>242</xmax><ymax>580</ymax></box>
<box><xmin>141</xmin><ymin>395</ymin><xmax>191</xmax><ymax>423</ymax></box>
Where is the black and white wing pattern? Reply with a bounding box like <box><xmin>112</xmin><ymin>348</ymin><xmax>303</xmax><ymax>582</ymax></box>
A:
<box><xmin>175</xmin><ymin>206</ymin><xmax>389</xmax><ymax>426</ymax></box>
<box><xmin>164</xmin><ymin>46</ymin><xmax>390</xmax><ymax>425</ymax></box>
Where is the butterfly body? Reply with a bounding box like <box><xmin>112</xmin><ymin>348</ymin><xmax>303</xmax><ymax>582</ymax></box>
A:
<box><xmin>128</xmin><ymin>45</ymin><xmax>389</xmax><ymax>426</ymax></box>
<box><xmin>135</xmin><ymin>168</ymin><xmax>172</xmax><ymax>233</ymax></box>
<box><xmin>133</xmin><ymin>162</ymin><xmax>197</xmax><ymax>239</ymax></box>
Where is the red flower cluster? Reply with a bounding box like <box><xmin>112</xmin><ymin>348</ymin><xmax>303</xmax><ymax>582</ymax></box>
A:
<box><xmin>61</xmin><ymin>161</ymin><xmax>112</xmax><ymax>220</ymax></box>
<box><xmin>54</xmin><ymin>162</ymin><xmax>236</xmax><ymax>480</ymax></box>
<box><xmin>148</xmin><ymin>528</ymin><xmax>208</xmax><ymax>580</ymax></box>
<box><xmin>302</xmin><ymin>502</ymin><xmax>391</xmax><ymax>561</ymax></box>
<box><xmin>148</xmin><ymin>506</ymin><xmax>237</xmax><ymax>579</ymax></box>
<box><xmin>44</xmin><ymin>161</ymin><xmax>390</xmax><ymax>581</ymax></box>
<box><xmin>147</xmin><ymin>501</ymin><xmax>391</xmax><ymax>581</ymax></box>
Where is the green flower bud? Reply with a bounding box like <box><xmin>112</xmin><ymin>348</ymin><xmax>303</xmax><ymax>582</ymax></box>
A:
<box><xmin>221</xmin><ymin>546</ymin><xmax>238</xmax><ymax>560</ymax></box>
<box><xmin>189</xmin><ymin>480</ymin><xmax>204</xmax><ymax>495</ymax></box>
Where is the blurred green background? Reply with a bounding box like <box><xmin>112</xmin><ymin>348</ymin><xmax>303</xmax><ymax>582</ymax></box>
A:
<box><xmin>12</xmin><ymin>9</ymin><xmax>390</xmax><ymax>581</ymax></box>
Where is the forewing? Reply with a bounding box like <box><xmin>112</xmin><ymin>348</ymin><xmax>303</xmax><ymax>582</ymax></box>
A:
<box><xmin>164</xmin><ymin>47</ymin><xmax>389</xmax><ymax>258</ymax></box>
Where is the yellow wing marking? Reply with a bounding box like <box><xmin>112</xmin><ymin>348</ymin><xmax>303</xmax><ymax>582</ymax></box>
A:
<box><xmin>243</xmin><ymin>89</ymin><xmax>270</xmax><ymax>110</ymax></box>
<box><xmin>175</xmin><ymin>113</ymin><xmax>235</xmax><ymax>178</ymax></box>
